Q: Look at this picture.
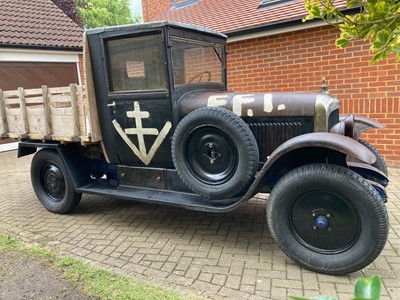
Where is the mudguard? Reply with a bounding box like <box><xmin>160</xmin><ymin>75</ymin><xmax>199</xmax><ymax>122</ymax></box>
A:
<box><xmin>234</xmin><ymin>132</ymin><xmax>378</xmax><ymax>204</ymax></box>
<box><xmin>18</xmin><ymin>141</ymin><xmax>92</xmax><ymax>189</ymax></box>
<box><xmin>336</xmin><ymin>114</ymin><xmax>384</xmax><ymax>139</ymax></box>
<box><xmin>347</xmin><ymin>161</ymin><xmax>389</xmax><ymax>201</ymax></box>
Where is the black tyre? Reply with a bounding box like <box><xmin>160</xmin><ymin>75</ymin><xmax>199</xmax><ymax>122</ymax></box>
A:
<box><xmin>172</xmin><ymin>107</ymin><xmax>259</xmax><ymax>199</ymax></box>
<box><xmin>31</xmin><ymin>149</ymin><xmax>81</xmax><ymax>214</ymax></box>
<box><xmin>359</xmin><ymin>139</ymin><xmax>388</xmax><ymax>175</ymax></box>
<box><xmin>266</xmin><ymin>164</ymin><xmax>388</xmax><ymax>275</ymax></box>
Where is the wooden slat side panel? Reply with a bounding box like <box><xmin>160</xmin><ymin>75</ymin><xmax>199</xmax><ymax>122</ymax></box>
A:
<box><xmin>2</xmin><ymin>91</ymin><xmax>19</xmax><ymax>98</ymax></box>
<box><xmin>70</xmin><ymin>84</ymin><xmax>80</xmax><ymax>137</ymax></box>
<box><xmin>76</xmin><ymin>86</ymin><xmax>89</xmax><ymax>139</ymax></box>
<box><xmin>0</xmin><ymin>90</ymin><xmax>8</xmax><ymax>134</ymax></box>
<box><xmin>48</xmin><ymin>86</ymin><xmax>71</xmax><ymax>94</ymax></box>
<box><xmin>42</xmin><ymin>85</ymin><xmax>52</xmax><ymax>136</ymax></box>
<box><xmin>18</xmin><ymin>88</ymin><xmax>29</xmax><ymax>134</ymax></box>
<box><xmin>49</xmin><ymin>95</ymin><xmax>74</xmax><ymax>103</ymax></box>
<box><xmin>6</xmin><ymin>107</ymin><xmax>25</xmax><ymax>134</ymax></box>
<box><xmin>0</xmin><ymin>85</ymin><xmax>95</xmax><ymax>143</ymax></box>
<box><xmin>23</xmin><ymin>88</ymin><xmax>43</xmax><ymax>96</ymax></box>
<box><xmin>27</xmin><ymin>104</ymin><xmax>46</xmax><ymax>135</ymax></box>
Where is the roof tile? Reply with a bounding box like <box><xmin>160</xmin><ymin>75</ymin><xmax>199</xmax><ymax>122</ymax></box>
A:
<box><xmin>0</xmin><ymin>0</ymin><xmax>83</xmax><ymax>49</ymax></box>
<box><xmin>152</xmin><ymin>0</ymin><xmax>347</xmax><ymax>34</ymax></box>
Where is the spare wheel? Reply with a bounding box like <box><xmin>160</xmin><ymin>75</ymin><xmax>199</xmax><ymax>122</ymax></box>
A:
<box><xmin>171</xmin><ymin>107</ymin><xmax>259</xmax><ymax>199</ymax></box>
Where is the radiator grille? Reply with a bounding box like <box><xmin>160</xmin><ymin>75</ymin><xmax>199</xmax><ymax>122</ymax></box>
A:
<box><xmin>248</xmin><ymin>122</ymin><xmax>303</xmax><ymax>161</ymax></box>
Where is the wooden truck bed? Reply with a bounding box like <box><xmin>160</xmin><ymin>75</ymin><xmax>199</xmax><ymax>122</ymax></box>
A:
<box><xmin>0</xmin><ymin>84</ymin><xmax>101</xmax><ymax>144</ymax></box>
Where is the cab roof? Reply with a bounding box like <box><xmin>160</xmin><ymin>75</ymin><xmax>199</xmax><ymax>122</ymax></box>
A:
<box><xmin>85</xmin><ymin>21</ymin><xmax>227</xmax><ymax>40</ymax></box>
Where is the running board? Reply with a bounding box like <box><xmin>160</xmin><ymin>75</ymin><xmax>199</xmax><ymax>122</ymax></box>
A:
<box><xmin>77</xmin><ymin>182</ymin><xmax>243</xmax><ymax>213</ymax></box>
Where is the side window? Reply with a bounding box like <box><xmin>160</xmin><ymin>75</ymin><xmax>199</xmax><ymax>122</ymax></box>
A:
<box><xmin>107</xmin><ymin>34</ymin><xmax>168</xmax><ymax>92</ymax></box>
<box><xmin>171</xmin><ymin>38</ymin><xmax>225</xmax><ymax>88</ymax></box>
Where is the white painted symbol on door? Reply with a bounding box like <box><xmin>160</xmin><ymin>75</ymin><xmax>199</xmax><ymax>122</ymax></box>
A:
<box><xmin>112</xmin><ymin>101</ymin><xmax>172</xmax><ymax>165</ymax></box>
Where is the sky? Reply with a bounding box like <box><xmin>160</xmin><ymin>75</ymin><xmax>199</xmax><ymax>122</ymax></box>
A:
<box><xmin>130</xmin><ymin>0</ymin><xmax>143</xmax><ymax>17</ymax></box>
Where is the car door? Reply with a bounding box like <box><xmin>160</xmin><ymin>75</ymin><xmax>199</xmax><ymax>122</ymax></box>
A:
<box><xmin>104</xmin><ymin>32</ymin><xmax>174</xmax><ymax>168</ymax></box>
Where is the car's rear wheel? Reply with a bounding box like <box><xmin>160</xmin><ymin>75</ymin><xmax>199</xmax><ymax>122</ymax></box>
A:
<box><xmin>266</xmin><ymin>164</ymin><xmax>388</xmax><ymax>275</ymax></box>
<box><xmin>31</xmin><ymin>149</ymin><xmax>81</xmax><ymax>214</ymax></box>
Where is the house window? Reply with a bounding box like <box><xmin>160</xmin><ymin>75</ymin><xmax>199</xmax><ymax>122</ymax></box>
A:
<box><xmin>258</xmin><ymin>0</ymin><xmax>298</xmax><ymax>9</ymax></box>
<box><xmin>170</xmin><ymin>0</ymin><xmax>199</xmax><ymax>10</ymax></box>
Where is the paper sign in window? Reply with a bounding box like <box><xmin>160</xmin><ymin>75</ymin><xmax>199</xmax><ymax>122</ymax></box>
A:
<box><xmin>126</xmin><ymin>61</ymin><xmax>145</xmax><ymax>78</ymax></box>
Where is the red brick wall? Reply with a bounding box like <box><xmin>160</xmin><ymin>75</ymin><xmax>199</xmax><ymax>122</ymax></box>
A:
<box><xmin>184</xmin><ymin>47</ymin><xmax>223</xmax><ymax>83</ymax></box>
<box><xmin>227</xmin><ymin>26</ymin><xmax>400</xmax><ymax>167</ymax></box>
<box><xmin>142</xmin><ymin>2</ymin><xmax>399</xmax><ymax>167</ymax></box>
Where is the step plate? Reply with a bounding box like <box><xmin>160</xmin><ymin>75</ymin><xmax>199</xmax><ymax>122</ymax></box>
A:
<box><xmin>77</xmin><ymin>181</ymin><xmax>243</xmax><ymax>213</ymax></box>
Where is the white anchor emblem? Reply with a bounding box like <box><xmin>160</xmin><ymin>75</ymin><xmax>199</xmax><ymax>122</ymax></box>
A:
<box><xmin>112</xmin><ymin>101</ymin><xmax>172</xmax><ymax>165</ymax></box>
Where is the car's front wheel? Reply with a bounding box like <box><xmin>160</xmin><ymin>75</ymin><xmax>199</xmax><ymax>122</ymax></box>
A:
<box><xmin>266</xmin><ymin>164</ymin><xmax>388</xmax><ymax>275</ymax></box>
<box><xmin>359</xmin><ymin>139</ymin><xmax>388</xmax><ymax>174</ymax></box>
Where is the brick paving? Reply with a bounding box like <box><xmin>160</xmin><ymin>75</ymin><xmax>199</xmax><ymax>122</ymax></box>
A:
<box><xmin>0</xmin><ymin>150</ymin><xmax>399</xmax><ymax>299</ymax></box>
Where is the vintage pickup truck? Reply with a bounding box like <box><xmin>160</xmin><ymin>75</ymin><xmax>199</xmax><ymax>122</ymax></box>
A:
<box><xmin>0</xmin><ymin>21</ymin><xmax>389</xmax><ymax>275</ymax></box>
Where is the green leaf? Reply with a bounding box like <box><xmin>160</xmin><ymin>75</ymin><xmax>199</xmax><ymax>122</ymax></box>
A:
<box><xmin>371</xmin><ymin>51</ymin><xmax>382</xmax><ymax>63</ymax></box>
<box><xmin>336</xmin><ymin>38</ymin><xmax>351</xmax><ymax>48</ymax></box>
<box><xmin>372</xmin><ymin>39</ymin><xmax>384</xmax><ymax>49</ymax></box>
<box><xmin>304</xmin><ymin>0</ymin><xmax>400</xmax><ymax>62</ymax></box>
<box><xmin>353</xmin><ymin>275</ymin><xmax>381</xmax><ymax>300</ymax></box>
<box><xmin>376</xmin><ymin>30</ymin><xmax>390</xmax><ymax>45</ymax></box>
<box><xmin>347</xmin><ymin>0</ymin><xmax>361</xmax><ymax>8</ymax></box>
<box><xmin>358</xmin><ymin>26</ymin><xmax>371</xmax><ymax>39</ymax></box>
<box><xmin>311</xmin><ymin>6</ymin><xmax>321</xmax><ymax>17</ymax></box>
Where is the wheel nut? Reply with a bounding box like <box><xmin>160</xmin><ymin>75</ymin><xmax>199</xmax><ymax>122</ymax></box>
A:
<box><xmin>209</xmin><ymin>143</ymin><xmax>214</xmax><ymax>148</ymax></box>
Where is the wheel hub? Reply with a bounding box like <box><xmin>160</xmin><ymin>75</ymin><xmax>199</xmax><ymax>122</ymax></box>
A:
<box><xmin>312</xmin><ymin>209</ymin><xmax>332</xmax><ymax>231</ymax></box>
<box><xmin>314</xmin><ymin>215</ymin><xmax>329</xmax><ymax>230</ymax></box>
<box><xmin>203</xmin><ymin>142</ymin><xmax>221</xmax><ymax>164</ymax></box>
<box><xmin>185</xmin><ymin>126</ymin><xmax>238</xmax><ymax>184</ymax></box>
<box><xmin>290</xmin><ymin>190</ymin><xmax>361</xmax><ymax>252</ymax></box>
<box><xmin>41</xmin><ymin>164</ymin><xmax>66</xmax><ymax>202</ymax></box>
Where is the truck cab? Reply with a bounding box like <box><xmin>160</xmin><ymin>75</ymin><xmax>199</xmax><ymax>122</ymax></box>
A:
<box><xmin>11</xmin><ymin>21</ymin><xmax>389</xmax><ymax>275</ymax></box>
<box><xmin>87</xmin><ymin>22</ymin><xmax>227</xmax><ymax>168</ymax></box>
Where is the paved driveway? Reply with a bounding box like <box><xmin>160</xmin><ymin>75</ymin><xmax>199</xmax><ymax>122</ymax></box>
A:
<box><xmin>0</xmin><ymin>150</ymin><xmax>399</xmax><ymax>299</ymax></box>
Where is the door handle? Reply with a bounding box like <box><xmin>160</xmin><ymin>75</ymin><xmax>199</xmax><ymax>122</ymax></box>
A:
<box><xmin>107</xmin><ymin>101</ymin><xmax>116</xmax><ymax>114</ymax></box>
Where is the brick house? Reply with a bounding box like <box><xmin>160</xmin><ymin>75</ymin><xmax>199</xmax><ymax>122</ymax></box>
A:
<box><xmin>142</xmin><ymin>0</ymin><xmax>400</xmax><ymax>167</ymax></box>
<box><xmin>0</xmin><ymin>0</ymin><xmax>83</xmax><ymax>90</ymax></box>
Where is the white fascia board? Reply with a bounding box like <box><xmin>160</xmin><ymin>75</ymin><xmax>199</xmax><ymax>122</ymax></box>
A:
<box><xmin>0</xmin><ymin>48</ymin><xmax>81</xmax><ymax>63</ymax></box>
<box><xmin>227</xmin><ymin>20</ymin><xmax>328</xmax><ymax>43</ymax></box>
